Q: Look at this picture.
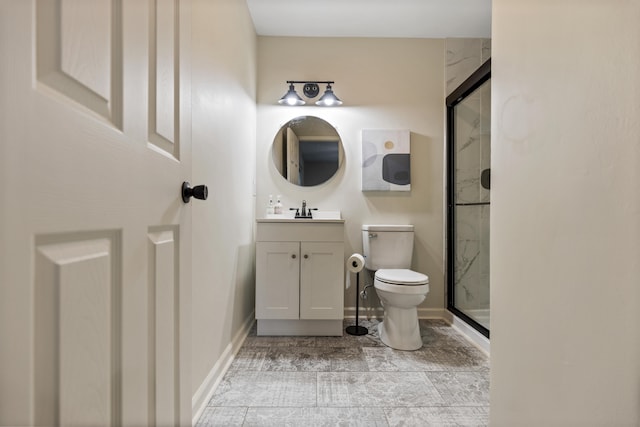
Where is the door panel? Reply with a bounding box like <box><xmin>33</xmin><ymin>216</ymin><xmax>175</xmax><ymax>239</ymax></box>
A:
<box><xmin>0</xmin><ymin>1</ymin><xmax>192</xmax><ymax>425</ymax></box>
<box><xmin>149</xmin><ymin>0</ymin><xmax>180</xmax><ymax>157</ymax></box>
<box><xmin>286</xmin><ymin>127</ymin><xmax>300</xmax><ymax>184</ymax></box>
<box><xmin>36</xmin><ymin>0</ymin><xmax>123</xmax><ymax>126</ymax></box>
<box><xmin>148</xmin><ymin>227</ymin><xmax>179</xmax><ymax>425</ymax></box>
<box><xmin>300</xmin><ymin>242</ymin><xmax>344</xmax><ymax>319</ymax></box>
<box><xmin>256</xmin><ymin>242</ymin><xmax>300</xmax><ymax>319</ymax></box>
<box><xmin>34</xmin><ymin>232</ymin><xmax>121</xmax><ymax>426</ymax></box>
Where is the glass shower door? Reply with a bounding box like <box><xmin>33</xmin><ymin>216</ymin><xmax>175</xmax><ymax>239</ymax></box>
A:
<box><xmin>446</xmin><ymin>60</ymin><xmax>491</xmax><ymax>337</ymax></box>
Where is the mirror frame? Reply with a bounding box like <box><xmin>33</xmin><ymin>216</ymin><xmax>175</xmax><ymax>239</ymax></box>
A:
<box><xmin>271</xmin><ymin>116</ymin><xmax>344</xmax><ymax>187</ymax></box>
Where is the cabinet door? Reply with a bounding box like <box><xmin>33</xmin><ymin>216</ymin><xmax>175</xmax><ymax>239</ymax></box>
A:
<box><xmin>256</xmin><ymin>242</ymin><xmax>300</xmax><ymax>319</ymax></box>
<box><xmin>300</xmin><ymin>242</ymin><xmax>345</xmax><ymax>319</ymax></box>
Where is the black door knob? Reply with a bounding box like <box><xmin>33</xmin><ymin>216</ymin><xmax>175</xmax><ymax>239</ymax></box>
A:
<box><xmin>182</xmin><ymin>182</ymin><xmax>208</xmax><ymax>203</ymax></box>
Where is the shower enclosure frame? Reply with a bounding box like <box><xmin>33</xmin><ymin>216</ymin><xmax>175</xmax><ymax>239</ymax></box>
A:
<box><xmin>446</xmin><ymin>59</ymin><xmax>491</xmax><ymax>339</ymax></box>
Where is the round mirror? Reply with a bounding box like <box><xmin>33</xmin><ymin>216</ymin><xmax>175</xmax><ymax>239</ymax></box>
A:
<box><xmin>271</xmin><ymin>116</ymin><xmax>344</xmax><ymax>186</ymax></box>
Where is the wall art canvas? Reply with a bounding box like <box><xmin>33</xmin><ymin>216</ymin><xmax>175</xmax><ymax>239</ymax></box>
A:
<box><xmin>361</xmin><ymin>129</ymin><xmax>411</xmax><ymax>191</ymax></box>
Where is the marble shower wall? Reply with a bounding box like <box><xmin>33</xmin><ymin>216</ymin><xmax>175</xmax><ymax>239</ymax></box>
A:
<box><xmin>446</xmin><ymin>39</ymin><xmax>491</xmax><ymax>315</ymax></box>
<box><xmin>446</xmin><ymin>39</ymin><xmax>492</xmax><ymax>97</ymax></box>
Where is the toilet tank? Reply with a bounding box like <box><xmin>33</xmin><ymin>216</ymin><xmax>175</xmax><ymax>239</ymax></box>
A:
<box><xmin>362</xmin><ymin>225</ymin><xmax>414</xmax><ymax>270</ymax></box>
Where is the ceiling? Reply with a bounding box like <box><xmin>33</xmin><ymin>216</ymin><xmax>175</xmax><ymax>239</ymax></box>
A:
<box><xmin>246</xmin><ymin>0</ymin><xmax>491</xmax><ymax>39</ymax></box>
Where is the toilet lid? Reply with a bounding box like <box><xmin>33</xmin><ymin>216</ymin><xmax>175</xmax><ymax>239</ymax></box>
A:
<box><xmin>375</xmin><ymin>269</ymin><xmax>429</xmax><ymax>285</ymax></box>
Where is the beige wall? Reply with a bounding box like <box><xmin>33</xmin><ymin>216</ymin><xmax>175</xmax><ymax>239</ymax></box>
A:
<box><xmin>191</xmin><ymin>0</ymin><xmax>257</xmax><ymax>402</ymax></box>
<box><xmin>491</xmin><ymin>1</ymin><xmax>640</xmax><ymax>425</ymax></box>
<box><xmin>256</xmin><ymin>37</ymin><xmax>446</xmax><ymax>314</ymax></box>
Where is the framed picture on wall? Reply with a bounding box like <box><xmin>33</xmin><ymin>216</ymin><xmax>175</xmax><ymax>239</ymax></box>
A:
<box><xmin>361</xmin><ymin>129</ymin><xmax>411</xmax><ymax>191</ymax></box>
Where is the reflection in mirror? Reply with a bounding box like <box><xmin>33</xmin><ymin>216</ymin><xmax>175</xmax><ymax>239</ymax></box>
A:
<box><xmin>272</xmin><ymin>116</ymin><xmax>343</xmax><ymax>186</ymax></box>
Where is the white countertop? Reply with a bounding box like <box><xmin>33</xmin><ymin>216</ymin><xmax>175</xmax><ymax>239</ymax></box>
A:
<box><xmin>256</xmin><ymin>218</ymin><xmax>345</xmax><ymax>223</ymax></box>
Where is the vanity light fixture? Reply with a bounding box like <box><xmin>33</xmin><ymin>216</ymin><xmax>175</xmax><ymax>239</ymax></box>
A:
<box><xmin>278</xmin><ymin>83</ymin><xmax>305</xmax><ymax>106</ymax></box>
<box><xmin>278</xmin><ymin>80</ymin><xmax>342</xmax><ymax>106</ymax></box>
<box><xmin>316</xmin><ymin>83</ymin><xmax>343</xmax><ymax>106</ymax></box>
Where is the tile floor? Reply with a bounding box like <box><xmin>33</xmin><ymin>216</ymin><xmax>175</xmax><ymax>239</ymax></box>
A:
<box><xmin>196</xmin><ymin>319</ymin><xmax>489</xmax><ymax>427</ymax></box>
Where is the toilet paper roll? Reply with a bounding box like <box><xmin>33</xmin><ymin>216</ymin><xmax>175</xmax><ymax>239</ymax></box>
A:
<box><xmin>347</xmin><ymin>253</ymin><xmax>365</xmax><ymax>273</ymax></box>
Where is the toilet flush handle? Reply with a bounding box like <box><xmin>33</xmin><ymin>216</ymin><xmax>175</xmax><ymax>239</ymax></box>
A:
<box><xmin>368</xmin><ymin>233</ymin><xmax>377</xmax><ymax>238</ymax></box>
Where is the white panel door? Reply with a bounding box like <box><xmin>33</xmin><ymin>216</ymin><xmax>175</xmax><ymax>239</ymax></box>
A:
<box><xmin>0</xmin><ymin>1</ymin><xmax>193</xmax><ymax>426</ymax></box>
<box><xmin>286</xmin><ymin>127</ymin><xmax>300</xmax><ymax>185</ymax></box>
<box><xmin>255</xmin><ymin>242</ymin><xmax>300</xmax><ymax>319</ymax></box>
<box><xmin>299</xmin><ymin>242</ymin><xmax>345</xmax><ymax>319</ymax></box>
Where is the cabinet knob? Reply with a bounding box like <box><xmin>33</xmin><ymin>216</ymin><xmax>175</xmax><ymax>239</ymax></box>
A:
<box><xmin>304</xmin><ymin>254</ymin><xmax>309</xmax><ymax>259</ymax></box>
<box><xmin>291</xmin><ymin>254</ymin><xmax>296</xmax><ymax>259</ymax></box>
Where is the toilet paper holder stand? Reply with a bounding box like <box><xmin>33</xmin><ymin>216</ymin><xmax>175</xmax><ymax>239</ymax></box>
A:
<box><xmin>346</xmin><ymin>266</ymin><xmax>368</xmax><ymax>336</ymax></box>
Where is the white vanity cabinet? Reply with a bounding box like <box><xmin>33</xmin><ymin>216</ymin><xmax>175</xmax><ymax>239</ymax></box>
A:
<box><xmin>255</xmin><ymin>219</ymin><xmax>345</xmax><ymax>336</ymax></box>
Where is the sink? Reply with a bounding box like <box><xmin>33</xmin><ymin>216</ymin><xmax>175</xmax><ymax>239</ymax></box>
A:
<box><xmin>265</xmin><ymin>211</ymin><xmax>295</xmax><ymax>219</ymax></box>
<box><xmin>311</xmin><ymin>210</ymin><xmax>341</xmax><ymax>220</ymax></box>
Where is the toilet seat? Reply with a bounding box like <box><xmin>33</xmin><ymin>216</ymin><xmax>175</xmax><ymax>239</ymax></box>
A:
<box><xmin>375</xmin><ymin>269</ymin><xmax>429</xmax><ymax>286</ymax></box>
<box><xmin>374</xmin><ymin>269</ymin><xmax>429</xmax><ymax>296</ymax></box>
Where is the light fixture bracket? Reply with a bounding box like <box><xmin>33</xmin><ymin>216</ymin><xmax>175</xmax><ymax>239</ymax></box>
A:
<box><xmin>302</xmin><ymin>83</ymin><xmax>319</xmax><ymax>98</ymax></box>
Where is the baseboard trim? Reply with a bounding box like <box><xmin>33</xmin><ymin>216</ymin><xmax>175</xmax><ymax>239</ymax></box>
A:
<box><xmin>343</xmin><ymin>306</ymin><xmax>384</xmax><ymax>319</ymax></box>
<box><xmin>191</xmin><ymin>311</ymin><xmax>255</xmax><ymax>425</ymax></box>
<box><xmin>444</xmin><ymin>310</ymin><xmax>490</xmax><ymax>356</ymax></box>
<box><xmin>417</xmin><ymin>308</ymin><xmax>448</xmax><ymax>319</ymax></box>
<box><xmin>343</xmin><ymin>307</ymin><xmax>447</xmax><ymax>320</ymax></box>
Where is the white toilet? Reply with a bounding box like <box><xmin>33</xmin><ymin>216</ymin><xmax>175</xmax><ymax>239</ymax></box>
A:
<box><xmin>362</xmin><ymin>225</ymin><xmax>429</xmax><ymax>350</ymax></box>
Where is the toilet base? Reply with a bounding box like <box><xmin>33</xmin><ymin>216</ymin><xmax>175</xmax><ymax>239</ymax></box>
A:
<box><xmin>378</xmin><ymin>306</ymin><xmax>422</xmax><ymax>351</ymax></box>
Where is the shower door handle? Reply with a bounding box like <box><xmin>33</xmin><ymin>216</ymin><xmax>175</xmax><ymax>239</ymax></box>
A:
<box><xmin>481</xmin><ymin>168</ymin><xmax>491</xmax><ymax>190</ymax></box>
